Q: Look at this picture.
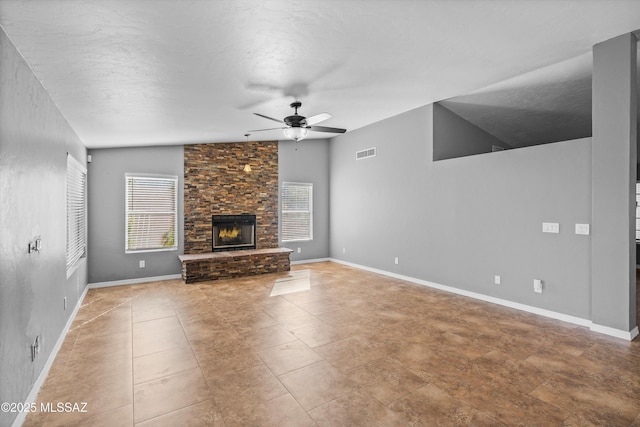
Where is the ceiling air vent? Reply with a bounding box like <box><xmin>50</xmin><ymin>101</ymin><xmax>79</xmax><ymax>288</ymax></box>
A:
<box><xmin>356</xmin><ymin>147</ymin><xmax>376</xmax><ymax>160</ymax></box>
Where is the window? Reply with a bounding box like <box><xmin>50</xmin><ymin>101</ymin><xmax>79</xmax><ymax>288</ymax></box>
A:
<box><xmin>636</xmin><ymin>182</ymin><xmax>640</xmax><ymax>241</ymax></box>
<box><xmin>66</xmin><ymin>153</ymin><xmax>87</xmax><ymax>277</ymax></box>
<box><xmin>281</xmin><ymin>182</ymin><xmax>313</xmax><ymax>242</ymax></box>
<box><xmin>125</xmin><ymin>174</ymin><xmax>178</xmax><ymax>252</ymax></box>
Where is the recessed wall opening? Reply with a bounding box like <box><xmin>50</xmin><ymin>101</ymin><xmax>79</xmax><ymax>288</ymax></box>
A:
<box><xmin>433</xmin><ymin>52</ymin><xmax>602</xmax><ymax>161</ymax></box>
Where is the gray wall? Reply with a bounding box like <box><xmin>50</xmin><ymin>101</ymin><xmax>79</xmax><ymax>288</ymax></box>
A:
<box><xmin>0</xmin><ymin>28</ymin><xmax>88</xmax><ymax>427</ymax></box>
<box><xmin>330</xmin><ymin>104</ymin><xmax>594</xmax><ymax>320</ymax></box>
<box><xmin>591</xmin><ymin>33</ymin><xmax>637</xmax><ymax>331</ymax></box>
<box><xmin>279</xmin><ymin>139</ymin><xmax>330</xmax><ymax>261</ymax></box>
<box><xmin>87</xmin><ymin>146</ymin><xmax>184</xmax><ymax>283</ymax></box>
<box><xmin>433</xmin><ymin>103</ymin><xmax>511</xmax><ymax>160</ymax></box>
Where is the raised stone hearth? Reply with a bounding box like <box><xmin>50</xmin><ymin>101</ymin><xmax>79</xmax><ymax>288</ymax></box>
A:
<box><xmin>178</xmin><ymin>248</ymin><xmax>293</xmax><ymax>284</ymax></box>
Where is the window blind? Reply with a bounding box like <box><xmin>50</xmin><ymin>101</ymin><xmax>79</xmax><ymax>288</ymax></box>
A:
<box><xmin>66</xmin><ymin>154</ymin><xmax>87</xmax><ymax>275</ymax></box>
<box><xmin>125</xmin><ymin>175</ymin><xmax>178</xmax><ymax>252</ymax></box>
<box><xmin>281</xmin><ymin>182</ymin><xmax>313</xmax><ymax>242</ymax></box>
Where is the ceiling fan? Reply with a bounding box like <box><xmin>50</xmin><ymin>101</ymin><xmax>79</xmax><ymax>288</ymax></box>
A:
<box><xmin>248</xmin><ymin>101</ymin><xmax>346</xmax><ymax>141</ymax></box>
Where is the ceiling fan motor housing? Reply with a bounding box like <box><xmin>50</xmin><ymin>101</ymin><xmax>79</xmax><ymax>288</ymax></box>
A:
<box><xmin>285</xmin><ymin>101</ymin><xmax>306</xmax><ymax>127</ymax></box>
<box><xmin>284</xmin><ymin>114</ymin><xmax>306</xmax><ymax>127</ymax></box>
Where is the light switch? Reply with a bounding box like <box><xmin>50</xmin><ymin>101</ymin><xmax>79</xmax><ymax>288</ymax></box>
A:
<box><xmin>575</xmin><ymin>223</ymin><xmax>590</xmax><ymax>235</ymax></box>
<box><xmin>542</xmin><ymin>222</ymin><xmax>559</xmax><ymax>233</ymax></box>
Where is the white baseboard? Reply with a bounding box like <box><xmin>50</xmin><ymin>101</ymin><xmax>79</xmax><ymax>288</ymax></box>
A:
<box><xmin>12</xmin><ymin>285</ymin><xmax>89</xmax><ymax>427</ymax></box>
<box><xmin>330</xmin><ymin>258</ymin><xmax>637</xmax><ymax>341</ymax></box>
<box><xmin>88</xmin><ymin>274</ymin><xmax>182</xmax><ymax>289</ymax></box>
<box><xmin>590</xmin><ymin>324</ymin><xmax>639</xmax><ymax>341</ymax></box>
<box><xmin>291</xmin><ymin>257</ymin><xmax>331</xmax><ymax>265</ymax></box>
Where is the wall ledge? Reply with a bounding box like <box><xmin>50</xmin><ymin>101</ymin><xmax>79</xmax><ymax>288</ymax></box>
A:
<box><xmin>327</xmin><ymin>258</ymin><xmax>638</xmax><ymax>342</ymax></box>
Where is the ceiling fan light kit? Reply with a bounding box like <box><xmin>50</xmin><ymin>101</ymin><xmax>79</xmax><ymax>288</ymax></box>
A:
<box><xmin>249</xmin><ymin>101</ymin><xmax>346</xmax><ymax>142</ymax></box>
<box><xmin>283</xmin><ymin>126</ymin><xmax>308</xmax><ymax>141</ymax></box>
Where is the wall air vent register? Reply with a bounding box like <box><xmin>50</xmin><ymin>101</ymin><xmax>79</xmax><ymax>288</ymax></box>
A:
<box><xmin>356</xmin><ymin>147</ymin><xmax>377</xmax><ymax>160</ymax></box>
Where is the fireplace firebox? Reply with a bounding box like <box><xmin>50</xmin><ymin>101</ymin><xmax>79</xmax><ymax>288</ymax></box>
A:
<box><xmin>212</xmin><ymin>214</ymin><xmax>256</xmax><ymax>252</ymax></box>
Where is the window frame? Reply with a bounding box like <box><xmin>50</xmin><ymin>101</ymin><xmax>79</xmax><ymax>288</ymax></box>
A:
<box><xmin>125</xmin><ymin>174</ymin><xmax>178</xmax><ymax>254</ymax></box>
<box><xmin>66</xmin><ymin>153</ymin><xmax>87</xmax><ymax>278</ymax></box>
<box><xmin>281</xmin><ymin>181</ymin><xmax>313</xmax><ymax>243</ymax></box>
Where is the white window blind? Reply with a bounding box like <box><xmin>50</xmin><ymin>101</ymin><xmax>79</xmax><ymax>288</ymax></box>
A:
<box><xmin>281</xmin><ymin>182</ymin><xmax>313</xmax><ymax>242</ymax></box>
<box><xmin>66</xmin><ymin>154</ymin><xmax>87</xmax><ymax>276</ymax></box>
<box><xmin>125</xmin><ymin>175</ymin><xmax>178</xmax><ymax>252</ymax></box>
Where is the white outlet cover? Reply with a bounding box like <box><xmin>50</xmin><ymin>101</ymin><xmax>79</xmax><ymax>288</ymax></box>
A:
<box><xmin>533</xmin><ymin>279</ymin><xmax>543</xmax><ymax>293</ymax></box>
<box><xmin>494</xmin><ymin>275</ymin><xmax>501</xmax><ymax>285</ymax></box>
<box><xmin>542</xmin><ymin>222</ymin><xmax>559</xmax><ymax>233</ymax></box>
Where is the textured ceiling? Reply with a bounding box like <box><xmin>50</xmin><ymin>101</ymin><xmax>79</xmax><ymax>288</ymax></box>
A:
<box><xmin>1</xmin><ymin>0</ymin><xmax>640</xmax><ymax>148</ymax></box>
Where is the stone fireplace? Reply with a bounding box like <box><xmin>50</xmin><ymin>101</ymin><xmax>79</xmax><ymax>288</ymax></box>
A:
<box><xmin>180</xmin><ymin>141</ymin><xmax>291</xmax><ymax>283</ymax></box>
<box><xmin>183</xmin><ymin>141</ymin><xmax>279</xmax><ymax>254</ymax></box>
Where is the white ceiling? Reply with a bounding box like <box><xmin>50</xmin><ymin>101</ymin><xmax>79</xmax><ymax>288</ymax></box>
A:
<box><xmin>1</xmin><ymin>0</ymin><xmax>640</xmax><ymax>149</ymax></box>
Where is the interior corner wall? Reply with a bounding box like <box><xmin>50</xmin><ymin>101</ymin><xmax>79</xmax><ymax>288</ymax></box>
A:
<box><xmin>591</xmin><ymin>33</ymin><xmax>637</xmax><ymax>332</ymax></box>
<box><xmin>278</xmin><ymin>138</ymin><xmax>330</xmax><ymax>261</ymax></box>
<box><xmin>433</xmin><ymin>103</ymin><xmax>511</xmax><ymax>160</ymax></box>
<box><xmin>87</xmin><ymin>146</ymin><xmax>184</xmax><ymax>284</ymax></box>
<box><xmin>329</xmin><ymin>104</ymin><xmax>593</xmax><ymax>321</ymax></box>
<box><xmin>0</xmin><ymin>27</ymin><xmax>87</xmax><ymax>427</ymax></box>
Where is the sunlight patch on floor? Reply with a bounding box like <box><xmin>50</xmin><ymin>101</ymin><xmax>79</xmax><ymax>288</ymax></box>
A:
<box><xmin>270</xmin><ymin>269</ymin><xmax>311</xmax><ymax>296</ymax></box>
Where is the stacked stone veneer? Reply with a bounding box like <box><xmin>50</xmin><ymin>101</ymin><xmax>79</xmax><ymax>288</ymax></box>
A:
<box><xmin>178</xmin><ymin>248</ymin><xmax>293</xmax><ymax>284</ymax></box>
<box><xmin>184</xmin><ymin>141</ymin><xmax>279</xmax><ymax>254</ymax></box>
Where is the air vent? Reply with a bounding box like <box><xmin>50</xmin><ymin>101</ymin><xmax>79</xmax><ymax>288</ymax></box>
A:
<box><xmin>356</xmin><ymin>147</ymin><xmax>376</xmax><ymax>160</ymax></box>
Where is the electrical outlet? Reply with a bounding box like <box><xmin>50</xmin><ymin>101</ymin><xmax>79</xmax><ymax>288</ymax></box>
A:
<box><xmin>342</xmin><ymin>248</ymin><xmax>346</xmax><ymax>254</ymax></box>
<box><xmin>297</xmin><ymin>247</ymin><xmax>301</xmax><ymax>254</ymax></box>
<box><xmin>533</xmin><ymin>279</ymin><xmax>543</xmax><ymax>293</ymax></box>
<box><xmin>394</xmin><ymin>257</ymin><xmax>399</xmax><ymax>265</ymax></box>
<box><xmin>494</xmin><ymin>275</ymin><xmax>501</xmax><ymax>285</ymax></box>
<box><xmin>139</xmin><ymin>260</ymin><xmax>145</xmax><ymax>268</ymax></box>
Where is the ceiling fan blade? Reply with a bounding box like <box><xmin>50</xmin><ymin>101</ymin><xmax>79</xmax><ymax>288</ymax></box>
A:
<box><xmin>309</xmin><ymin>125</ymin><xmax>346</xmax><ymax>134</ymax></box>
<box><xmin>305</xmin><ymin>112</ymin><xmax>332</xmax><ymax>126</ymax></box>
<box><xmin>247</xmin><ymin>127</ymin><xmax>285</xmax><ymax>133</ymax></box>
<box><xmin>254</xmin><ymin>113</ymin><xmax>284</xmax><ymax>124</ymax></box>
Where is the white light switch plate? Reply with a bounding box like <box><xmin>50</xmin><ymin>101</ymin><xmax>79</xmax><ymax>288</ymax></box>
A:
<box><xmin>575</xmin><ymin>223</ymin><xmax>590</xmax><ymax>235</ymax></box>
<box><xmin>542</xmin><ymin>222</ymin><xmax>559</xmax><ymax>233</ymax></box>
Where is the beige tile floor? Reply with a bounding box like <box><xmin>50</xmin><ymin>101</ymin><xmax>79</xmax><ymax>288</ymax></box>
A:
<box><xmin>24</xmin><ymin>262</ymin><xmax>640</xmax><ymax>426</ymax></box>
